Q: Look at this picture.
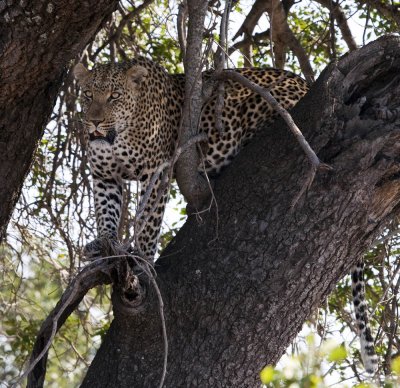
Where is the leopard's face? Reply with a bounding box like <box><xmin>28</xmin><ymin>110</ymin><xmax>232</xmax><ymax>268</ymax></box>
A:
<box><xmin>74</xmin><ymin>63</ymin><xmax>148</xmax><ymax>140</ymax></box>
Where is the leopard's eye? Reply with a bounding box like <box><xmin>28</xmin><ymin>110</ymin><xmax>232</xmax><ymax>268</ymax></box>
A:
<box><xmin>110</xmin><ymin>91</ymin><xmax>121</xmax><ymax>100</ymax></box>
<box><xmin>83</xmin><ymin>90</ymin><xmax>93</xmax><ymax>99</ymax></box>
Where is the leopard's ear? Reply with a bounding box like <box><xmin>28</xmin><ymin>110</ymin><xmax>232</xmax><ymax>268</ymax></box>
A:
<box><xmin>73</xmin><ymin>63</ymin><xmax>90</xmax><ymax>83</ymax></box>
<box><xmin>126</xmin><ymin>65</ymin><xmax>148</xmax><ymax>86</ymax></box>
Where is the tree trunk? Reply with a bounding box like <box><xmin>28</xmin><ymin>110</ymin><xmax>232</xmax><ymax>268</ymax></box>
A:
<box><xmin>0</xmin><ymin>0</ymin><xmax>118</xmax><ymax>242</ymax></box>
<box><xmin>81</xmin><ymin>36</ymin><xmax>400</xmax><ymax>387</ymax></box>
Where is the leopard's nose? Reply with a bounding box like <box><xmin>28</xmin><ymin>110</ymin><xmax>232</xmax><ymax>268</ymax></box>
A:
<box><xmin>91</xmin><ymin>120</ymin><xmax>103</xmax><ymax>127</ymax></box>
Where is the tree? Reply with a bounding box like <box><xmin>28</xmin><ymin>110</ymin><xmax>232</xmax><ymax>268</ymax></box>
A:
<box><xmin>80</xmin><ymin>36</ymin><xmax>400</xmax><ymax>387</ymax></box>
<box><xmin>1</xmin><ymin>1</ymin><xmax>400</xmax><ymax>387</ymax></box>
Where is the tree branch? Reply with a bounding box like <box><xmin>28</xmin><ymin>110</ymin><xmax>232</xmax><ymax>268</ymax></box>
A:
<box><xmin>174</xmin><ymin>0</ymin><xmax>211</xmax><ymax>209</ymax></box>
<box><xmin>229</xmin><ymin>29</ymin><xmax>270</xmax><ymax>56</ymax></box>
<box><xmin>356</xmin><ymin>0</ymin><xmax>400</xmax><ymax>29</ymax></box>
<box><xmin>232</xmin><ymin>0</ymin><xmax>268</xmax><ymax>40</ymax></box>
<box><xmin>314</xmin><ymin>0</ymin><xmax>358</xmax><ymax>51</ymax></box>
<box><xmin>213</xmin><ymin>0</ymin><xmax>231</xmax><ymax>133</ymax></box>
<box><xmin>266</xmin><ymin>0</ymin><xmax>315</xmax><ymax>82</ymax></box>
<box><xmin>177</xmin><ymin>0</ymin><xmax>188</xmax><ymax>58</ymax></box>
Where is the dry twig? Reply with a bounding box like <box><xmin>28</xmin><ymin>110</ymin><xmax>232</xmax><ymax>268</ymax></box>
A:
<box><xmin>213</xmin><ymin>0</ymin><xmax>231</xmax><ymax>134</ymax></box>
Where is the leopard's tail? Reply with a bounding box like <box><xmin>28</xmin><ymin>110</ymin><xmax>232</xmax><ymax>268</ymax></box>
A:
<box><xmin>351</xmin><ymin>261</ymin><xmax>379</xmax><ymax>374</ymax></box>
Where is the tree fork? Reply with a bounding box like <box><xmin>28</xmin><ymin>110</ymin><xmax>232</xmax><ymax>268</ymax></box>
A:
<box><xmin>78</xmin><ymin>36</ymin><xmax>400</xmax><ymax>387</ymax></box>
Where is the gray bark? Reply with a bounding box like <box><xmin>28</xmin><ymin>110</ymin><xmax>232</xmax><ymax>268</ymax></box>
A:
<box><xmin>81</xmin><ymin>36</ymin><xmax>400</xmax><ymax>387</ymax></box>
<box><xmin>0</xmin><ymin>0</ymin><xmax>118</xmax><ymax>242</ymax></box>
<box><xmin>175</xmin><ymin>0</ymin><xmax>211</xmax><ymax>209</ymax></box>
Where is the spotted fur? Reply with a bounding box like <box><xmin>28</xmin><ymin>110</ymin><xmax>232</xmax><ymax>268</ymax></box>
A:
<box><xmin>351</xmin><ymin>262</ymin><xmax>378</xmax><ymax>373</ymax></box>
<box><xmin>74</xmin><ymin>57</ymin><xmax>308</xmax><ymax>260</ymax></box>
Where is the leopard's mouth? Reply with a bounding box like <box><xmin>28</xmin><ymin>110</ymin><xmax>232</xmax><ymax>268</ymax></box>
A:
<box><xmin>89</xmin><ymin>129</ymin><xmax>116</xmax><ymax>144</ymax></box>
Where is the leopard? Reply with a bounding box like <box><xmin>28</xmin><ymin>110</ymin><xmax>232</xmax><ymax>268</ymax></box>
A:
<box><xmin>73</xmin><ymin>57</ymin><xmax>377</xmax><ymax>373</ymax></box>
<box><xmin>73</xmin><ymin>57</ymin><xmax>308</xmax><ymax>259</ymax></box>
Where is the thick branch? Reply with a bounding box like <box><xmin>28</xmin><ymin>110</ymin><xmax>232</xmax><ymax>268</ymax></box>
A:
<box><xmin>232</xmin><ymin>0</ymin><xmax>295</xmax><ymax>42</ymax></box>
<box><xmin>232</xmin><ymin>0</ymin><xmax>268</xmax><ymax>40</ymax></box>
<box><xmin>82</xmin><ymin>36</ymin><xmax>400</xmax><ymax>387</ymax></box>
<box><xmin>232</xmin><ymin>1</ymin><xmax>314</xmax><ymax>80</ymax></box>
<box><xmin>233</xmin><ymin>0</ymin><xmax>314</xmax><ymax>80</ymax></box>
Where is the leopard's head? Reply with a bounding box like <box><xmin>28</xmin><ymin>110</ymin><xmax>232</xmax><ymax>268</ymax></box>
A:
<box><xmin>74</xmin><ymin>62</ymin><xmax>148</xmax><ymax>140</ymax></box>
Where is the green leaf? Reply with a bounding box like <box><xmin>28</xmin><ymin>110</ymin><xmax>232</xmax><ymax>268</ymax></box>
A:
<box><xmin>392</xmin><ymin>355</ymin><xmax>400</xmax><ymax>375</ymax></box>
<box><xmin>327</xmin><ymin>345</ymin><xmax>347</xmax><ymax>363</ymax></box>
<box><xmin>260</xmin><ymin>365</ymin><xmax>274</xmax><ymax>384</ymax></box>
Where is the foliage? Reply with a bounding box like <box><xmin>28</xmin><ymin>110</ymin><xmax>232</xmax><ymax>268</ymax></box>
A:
<box><xmin>0</xmin><ymin>244</ymin><xmax>111</xmax><ymax>386</ymax></box>
<box><xmin>1</xmin><ymin>0</ymin><xmax>399</xmax><ymax>386</ymax></box>
<box><xmin>259</xmin><ymin>335</ymin><xmax>400</xmax><ymax>387</ymax></box>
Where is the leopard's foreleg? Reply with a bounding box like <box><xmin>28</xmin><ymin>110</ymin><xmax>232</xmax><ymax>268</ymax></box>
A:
<box><xmin>133</xmin><ymin>171</ymin><xmax>169</xmax><ymax>262</ymax></box>
<box><xmin>84</xmin><ymin>176</ymin><xmax>123</xmax><ymax>259</ymax></box>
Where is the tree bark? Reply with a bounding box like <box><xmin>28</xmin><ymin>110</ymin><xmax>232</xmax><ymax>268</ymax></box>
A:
<box><xmin>175</xmin><ymin>0</ymin><xmax>211</xmax><ymax>209</ymax></box>
<box><xmin>81</xmin><ymin>36</ymin><xmax>400</xmax><ymax>387</ymax></box>
<box><xmin>0</xmin><ymin>0</ymin><xmax>118</xmax><ymax>242</ymax></box>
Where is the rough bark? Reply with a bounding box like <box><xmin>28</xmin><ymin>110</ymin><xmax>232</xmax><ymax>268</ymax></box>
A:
<box><xmin>0</xmin><ymin>0</ymin><xmax>118</xmax><ymax>242</ymax></box>
<box><xmin>81</xmin><ymin>36</ymin><xmax>400</xmax><ymax>387</ymax></box>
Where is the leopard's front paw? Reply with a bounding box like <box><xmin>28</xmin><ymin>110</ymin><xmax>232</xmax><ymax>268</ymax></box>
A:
<box><xmin>83</xmin><ymin>236</ymin><xmax>128</xmax><ymax>261</ymax></box>
<box><xmin>83</xmin><ymin>237</ymin><xmax>109</xmax><ymax>260</ymax></box>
